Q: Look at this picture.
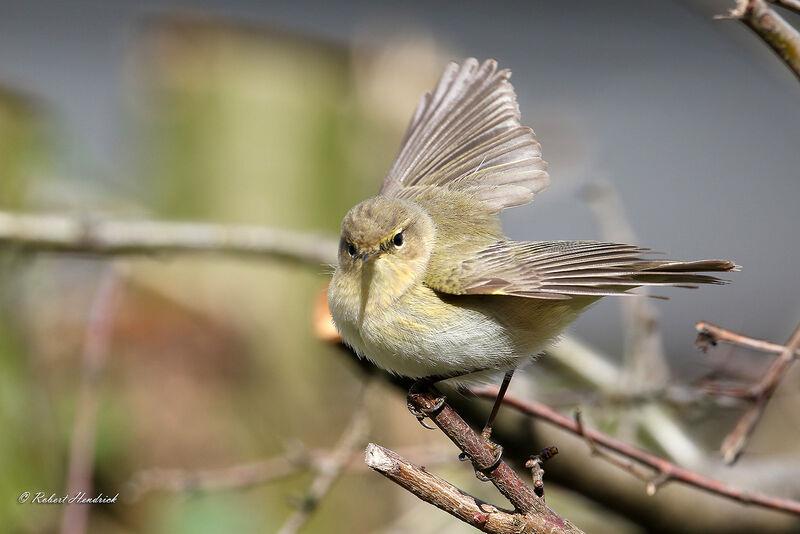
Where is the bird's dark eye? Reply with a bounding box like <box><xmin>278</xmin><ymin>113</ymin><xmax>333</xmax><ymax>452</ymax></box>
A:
<box><xmin>347</xmin><ymin>242</ymin><xmax>357</xmax><ymax>257</ymax></box>
<box><xmin>393</xmin><ymin>231</ymin><xmax>404</xmax><ymax>247</ymax></box>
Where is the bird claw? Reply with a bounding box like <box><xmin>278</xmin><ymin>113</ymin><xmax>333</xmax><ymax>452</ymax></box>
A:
<box><xmin>415</xmin><ymin>415</ymin><xmax>437</xmax><ymax>430</ymax></box>
<box><xmin>474</xmin><ymin>434</ymin><xmax>503</xmax><ymax>479</ymax></box>
<box><xmin>406</xmin><ymin>384</ymin><xmax>446</xmax><ymax>430</ymax></box>
<box><xmin>460</xmin><ymin>436</ymin><xmax>504</xmax><ymax>481</ymax></box>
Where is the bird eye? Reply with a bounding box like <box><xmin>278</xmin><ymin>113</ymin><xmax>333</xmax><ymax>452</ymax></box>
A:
<box><xmin>393</xmin><ymin>231</ymin><xmax>404</xmax><ymax>247</ymax></box>
<box><xmin>346</xmin><ymin>242</ymin><xmax>357</xmax><ymax>257</ymax></box>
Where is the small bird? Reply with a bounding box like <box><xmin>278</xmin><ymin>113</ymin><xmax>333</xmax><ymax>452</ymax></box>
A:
<box><xmin>328</xmin><ymin>58</ymin><xmax>735</xmax><ymax>440</ymax></box>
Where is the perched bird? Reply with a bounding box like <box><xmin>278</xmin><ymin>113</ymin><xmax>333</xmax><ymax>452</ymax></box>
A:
<box><xmin>328</xmin><ymin>58</ymin><xmax>735</xmax><ymax>439</ymax></box>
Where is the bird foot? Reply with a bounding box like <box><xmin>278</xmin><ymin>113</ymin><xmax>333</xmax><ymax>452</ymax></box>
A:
<box><xmin>474</xmin><ymin>428</ymin><xmax>503</xmax><ymax>480</ymax></box>
<box><xmin>406</xmin><ymin>381</ymin><xmax>446</xmax><ymax>430</ymax></box>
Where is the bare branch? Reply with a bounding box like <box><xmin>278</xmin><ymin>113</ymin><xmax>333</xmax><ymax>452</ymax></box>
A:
<box><xmin>404</xmin><ymin>389</ymin><xmax>583</xmax><ymax>533</ymax></box>
<box><xmin>366</xmin><ymin>444</ymin><xmax>534</xmax><ymax>534</ymax></box>
<box><xmin>0</xmin><ymin>210</ymin><xmax>338</xmax><ymax>265</ymax></box>
<box><xmin>60</xmin><ymin>265</ymin><xmax>126</xmax><ymax>534</ymax></box>
<box><xmin>719</xmin><ymin>322</ymin><xmax>800</xmax><ymax>464</ymax></box>
<box><xmin>722</xmin><ymin>0</ymin><xmax>800</xmax><ymax>80</ymax></box>
<box><xmin>470</xmin><ymin>386</ymin><xmax>800</xmax><ymax>516</ymax></box>
<box><xmin>697</xmin><ymin>321</ymin><xmax>799</xmax><ymax>359</ymax></box>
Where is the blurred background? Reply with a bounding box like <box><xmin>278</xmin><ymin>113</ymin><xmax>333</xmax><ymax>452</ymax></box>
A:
<box><xmin>1</xmin><ymin>1</ymin><xmax>799</xmax><ymax>533</ymax></box>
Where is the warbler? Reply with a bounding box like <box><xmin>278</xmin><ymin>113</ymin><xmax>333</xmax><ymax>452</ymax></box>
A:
<box><xmin>328</xmin><ymin>58</ymin><xmax>735</xmax><ymax>435</ymax></box>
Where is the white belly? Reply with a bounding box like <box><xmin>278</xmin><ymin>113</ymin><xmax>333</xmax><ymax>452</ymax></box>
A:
<box><xmin>331</xmin><ymin>284</ymin><xmax>575</xmax><ymax>380</ymax></box>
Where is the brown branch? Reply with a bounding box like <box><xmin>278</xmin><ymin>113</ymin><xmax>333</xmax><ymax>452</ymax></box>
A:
<box><xmin>366</xmin><ymin>444</ymin><xmax>535</xmax><ymax>534</ymax></box>
<box><xmin>722</xmin><ymin>0</ymin><xmax>800</xmax><ymax>80</ymax></box>
<box><xmin>718</xmin><ymin>322</ymin><xmax>800</xmax><ymax>464</ymax></box>
<box><xmin>59</xmin><ymin>265</ymin><xmax>126</xmax><ymax>534</ymax></box>
<box><xmin>402</xmin><ymin>389</ymin><xmax>583</xmax><ymax>533</ymax></box>
<box><xmin>0</xmin><ymin>210</ymin><xmax>337</xmax><ymax>265</ymax></box>
<box><xmin>470</xmin><ymin>386</ymin><xmax>800</xmax><ymax>516</ymax></box>
<box><xmin>697</xmin><ymin>321</ymin><xmax>799</xmax><ymax>360</ymax></box>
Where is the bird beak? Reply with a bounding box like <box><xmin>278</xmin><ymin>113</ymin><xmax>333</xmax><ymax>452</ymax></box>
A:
<box><xmin>361</xmin><ymin>251</ymin><xmax>380</xmax><ymax>263</ymax></box>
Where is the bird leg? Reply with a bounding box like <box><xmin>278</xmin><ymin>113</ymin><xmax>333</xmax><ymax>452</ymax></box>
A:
<box><xmin>481</xmin><ymin>369</ymin><xmax>515</xmax><ymax>441</ymax></box>
<box><xmin>480</xmin><ymin>369</ymin><xmax>515</xmax><ymax>449</ymax></box>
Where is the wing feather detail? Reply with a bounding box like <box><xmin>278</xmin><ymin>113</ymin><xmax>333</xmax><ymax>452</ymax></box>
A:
<box><xmin>380</xmin><ymin>58</ymin><xmax>549</xmax><ymax>213</ymax></box>
<box><xmin>426</xmin><ymin>240</ymin><xmax>738</xmax><ymax>300</ymax></box>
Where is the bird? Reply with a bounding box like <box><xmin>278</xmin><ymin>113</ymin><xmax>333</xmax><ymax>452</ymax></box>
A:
<box><xmin>328</xmin><ymin>57</ymin><xmax>736</xmax><ymax>443</ymax></box>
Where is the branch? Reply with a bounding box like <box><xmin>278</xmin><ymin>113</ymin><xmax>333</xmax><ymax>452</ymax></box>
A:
<box><xmin>60</xmin><ymin>265</ymin><xmax>127</xmax><ymax>534</ymax></box>
<box><xmin>366</xmin><ymin>444</ymin><xmax>533</xmax><ymax>534</ymax></box>
<box><xmin>0</xmin><ymin>210</ymin><xmax>338</xmax><ymax>265</ymax></box>
<box><xmin>470</xmin><ymin>386</ymin><xmax>800</xmax><ymax>516</ymax></box>
<box><xmin>398</xmin><ymin>389</ymin><xmax>583</xmax><ymax>533</ymax></box>
<box><xmin>722</xmin><ymin>0</ymin><xmax>800</xmax><ymax>80</ymax></box>
<box><xmin>697</xmin><ymin>321</ymin><xmax>799</xmax><ymax>360</ymax></box>
<box><xmin>708</xmin><ymin>322</ymin><xmax>800</xmax><ymax>464</ymax></box>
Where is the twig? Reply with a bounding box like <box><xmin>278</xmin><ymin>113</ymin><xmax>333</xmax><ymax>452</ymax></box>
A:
<box><xmin>276</xmin><ymin>383</ymin><xmax>371</xmax><ymax>534</ymax></box>
<box><xmin>718</xmin><ymin>322</ymin><xmax>800</xmax><ymax>464</ymax></box>
<box><xmin>470</xmin><ymin>386</ymin><xmax>800</xmax><ymax>516</ymax></box>
<box><xmin>59</xmin><ymin>264</ymin><xmax>126</xmax><ymax>534</ymax></box>
<box><xmin>366</xmin><ymin>444</ymin><xmax>537</xmax><ymax>534</ymax></box>
<box><xmin>697</xmin><ymin>321</ymin><xmax>799</xmax><ymax>360</ymax></box>
<box><xmin>524</xmin><ymin>446</ymin><xmax>559</xmax><ymax>501</ymax></box>
<box><xmin>403</xmin><ymin>389</ymin><xmax>583</xmax><ymax>533</ymax></box>
<box><xmin>0</xmin><ymin>210</ymin><xmax>337</xmax><ymax>265</ymax></box>
<box><xmin>721</xmin><ymin>0</ymin><xmax>800</xmax><ymax>80</ymax></box>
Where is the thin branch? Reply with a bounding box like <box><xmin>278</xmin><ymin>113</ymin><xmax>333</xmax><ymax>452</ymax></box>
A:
<box><xmin>403</xmin><ymin>388</ymin><xmax>583</xmax><ymax>533</ymax></box>
<box><xmin>276</xmin><ymin>383</ymin><xmax>371</xmax><ymax>534</ymax></box>
<box><xmin>697</xmin><ymin>321</ymin><xmax>799</xmax><ymax>359</ymax></box>
<box><xmin>0</xmin><ymin>210</ymin><xmax>338</xmax><ymax>265</ymax></box>
<box><xmin>470</xmin><ymin>386</ymin><xmax>800</xmax><ymax>516</ymax></box>
<box><xmin>718</xmin><ymin>322</ymin><xmax>800</xmax><ymax>464</ymax></box>
<box><xmin>366</xmin><ymin>444</ymin><xmax>535</xmax><ymax>534</ymax></box>
<box><xmin>721</xmin><ymin>0</ymin><xmax>800</xmax><ymax>80</ymax></box>
<box><xmin>59</xmin><ymin>264</ymin><xmax>126</xmax><ymax>534</ymax></box>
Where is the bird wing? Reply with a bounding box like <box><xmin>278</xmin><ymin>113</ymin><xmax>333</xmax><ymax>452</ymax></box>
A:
<box><xmin>425</xmin><ymin>240</ymin><xmax>738</xmax><ymax>300</ymax></box>
<box><xmin>379</xmin><ymin>58</ymin><xmax>549</xmax><ymax>213</ymax></box>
